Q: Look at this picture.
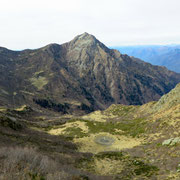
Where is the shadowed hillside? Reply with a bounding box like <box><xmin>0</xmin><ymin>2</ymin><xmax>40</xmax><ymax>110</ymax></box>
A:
<box><xmin>0</xmin><ymin>33</ymin><xmax>180</xmax><ymax>114</ymax></box>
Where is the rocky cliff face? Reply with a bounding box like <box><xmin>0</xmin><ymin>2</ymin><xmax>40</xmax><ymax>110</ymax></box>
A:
<box><xmin>0</xmin><ymin>33</ymin><xmax>180</xmax><ymax>114</ymax></box>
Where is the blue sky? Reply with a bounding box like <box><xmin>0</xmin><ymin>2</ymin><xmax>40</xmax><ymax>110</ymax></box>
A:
<box><xmin>1</xmin><ymin>0</ymin><xmax>180</xmax><ymax>50</ymax></box>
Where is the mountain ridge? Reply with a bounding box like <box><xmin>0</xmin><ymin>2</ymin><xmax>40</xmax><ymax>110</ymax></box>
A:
<box><xmin>0</xmin><ymin>33</ymin><xmax>180</xmax><ymax>114</ymax></box>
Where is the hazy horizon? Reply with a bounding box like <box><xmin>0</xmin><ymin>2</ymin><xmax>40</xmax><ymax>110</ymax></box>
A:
<box><xmin>2</xmin><ymin>41</ymin><xmax>180</xmax><ymax>52</ymax></box>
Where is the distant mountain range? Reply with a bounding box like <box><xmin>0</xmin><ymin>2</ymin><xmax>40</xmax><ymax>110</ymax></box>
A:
<box><xmin>113</xmin><ymin>45</ymin><xmax>180</xmax><ymax>73</ymax></box>
<box><xmin>0</xmin><ymin>33</ymin><xmax>180</xmax><ymax>114</ymax></box>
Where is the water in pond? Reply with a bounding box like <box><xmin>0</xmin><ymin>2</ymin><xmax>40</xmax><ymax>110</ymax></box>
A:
<box><xmin>94</xmin><ymin>135</ymin><xmax>115</xmax><ymax>146</ymax></box>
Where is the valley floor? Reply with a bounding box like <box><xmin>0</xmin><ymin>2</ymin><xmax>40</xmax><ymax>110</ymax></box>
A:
<box><xmin>0</xmin><ymin>101</ymin><xmax>180</xmax><ymax>180</ymax></box>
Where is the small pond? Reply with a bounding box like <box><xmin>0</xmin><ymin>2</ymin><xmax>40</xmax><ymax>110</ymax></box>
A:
<box><xmin>94</xmin><ymin>135</ymin><xmax>115</xmax><ymax>146</ymax></box>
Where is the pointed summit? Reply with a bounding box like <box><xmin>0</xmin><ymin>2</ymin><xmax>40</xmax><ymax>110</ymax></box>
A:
<box><xmin>69</xmin><ymin>32</ymin><xmax>99</xmax><ymax>47</ymax></box>
<box><xmin>67</xmin><ymin>32</ymin><xmax>108</xmax><ymax>53</ymax></box>
<box><xmin>77</xmin><ymin>32</ymin><xmax>97</xmax><ymax>41</ymax></box>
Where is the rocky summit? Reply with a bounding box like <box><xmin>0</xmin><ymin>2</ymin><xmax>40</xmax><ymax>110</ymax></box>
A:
<box><xmin>0</xmin><ymin>32</ymin><xmax>180</xmax><ymax>114</ymax></box>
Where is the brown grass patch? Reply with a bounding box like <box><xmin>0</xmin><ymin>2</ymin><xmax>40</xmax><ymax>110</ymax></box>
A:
<box><xmin>74</xmin><ymin>132</ymin><xmax>143</xmax><ymax>153</ymax></box>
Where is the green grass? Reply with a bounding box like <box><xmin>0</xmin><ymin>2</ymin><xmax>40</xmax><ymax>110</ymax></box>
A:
<box><xmin>47</xmin><ymin>104</ymin><xmax>147</xmax><ymax>139</ymax></box>
<box><xmin>131</xmin><ymin>159</ymin><xmax>159</xmax><ymax>177</ymax></box>
<box><xmin>63</xmin><ymin>127</ymin><xmax>88</xmax><ymax>138</ymax></box>
<box><xmin>95</xmin><ymin>151</ymin><xmax>124</xmax><ymax>160</ymax></box>
<box><xmin>117</xmin><ymin>118</ymin><xmax>146</xmax><ymax>137</ymax></box>
<box><xmin>65</xmin><ymin>117</ymin><xmax>146</xmax><ymax>138</ymax></box>
<box><xmin>28</xmin><ymin>173</ymin><xmax>45</xmax><ymax>180</ymax></box>
<box><xmin>86</xmin><ymin>121</ymin><xmax>119</xmax><ymax>134</ymax></box>
<box><xmin>87</xmin><ymin>118</ymin><xmax>146</xmax><ymax>137</ymax></box>
<box><xmin>105</xmin><ymin>104</ymin><xmax>139</xmax><ymax>117</ymax></box>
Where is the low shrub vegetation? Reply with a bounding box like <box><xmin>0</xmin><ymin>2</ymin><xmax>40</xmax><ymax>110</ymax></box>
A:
<box><xmin>0</xmin><ymin>147</ymin><xmax>69</xmax><ymax>180</ymax></box>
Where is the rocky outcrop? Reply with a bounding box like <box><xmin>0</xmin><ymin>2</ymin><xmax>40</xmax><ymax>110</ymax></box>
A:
<box><xmin>162</xmin><ymin>137</ymin><xmax>180</xmax><ymax>146</ymax></box>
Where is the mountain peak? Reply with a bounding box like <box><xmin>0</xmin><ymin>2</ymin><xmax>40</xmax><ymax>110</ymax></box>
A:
<box><xmin>69</xmin><ymin>32</ymin><xmax>99</xmax><ymax>48</ymax></box>
<box><xmin>78</xmin><ymin>32</ymin><xmax>95</xmax><ymax>39</ymax></box>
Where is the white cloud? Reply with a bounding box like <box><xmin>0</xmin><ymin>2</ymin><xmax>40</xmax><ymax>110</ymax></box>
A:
<box><xmin>0</xmin><ymin>0</ymin><xmax>180</xmax><ymax>49</ymax></box>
